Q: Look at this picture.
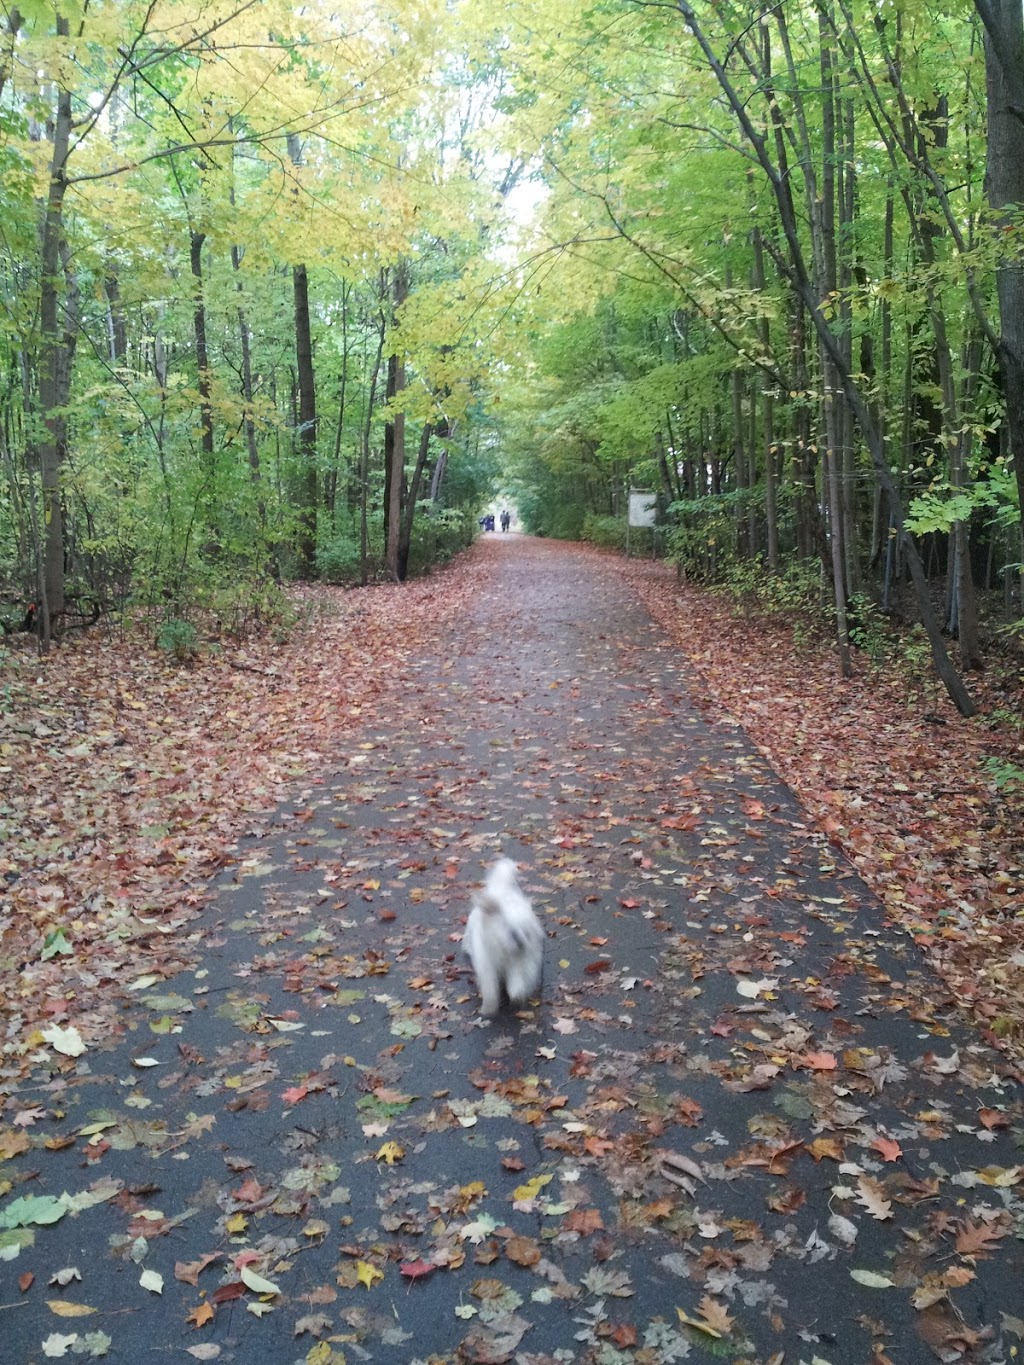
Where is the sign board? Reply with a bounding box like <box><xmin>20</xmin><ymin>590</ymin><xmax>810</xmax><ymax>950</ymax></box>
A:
<box><xmin>628</xmin><ymin>492</ymin><xmax>657</xmax><ymax>528</ymax></box>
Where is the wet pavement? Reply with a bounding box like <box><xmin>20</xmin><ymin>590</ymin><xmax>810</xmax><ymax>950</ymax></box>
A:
<box><xmin>1</xmin><ymin>536</ymin><xmax>1021</xmax><ymax>1364</ymax></box>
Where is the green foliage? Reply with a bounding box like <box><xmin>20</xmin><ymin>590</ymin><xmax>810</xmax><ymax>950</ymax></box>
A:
<box><xmin>981</xmin><ymin>756</ymin><xmax>1024</xmax><ymax>794</ymax></box>
<box><xmin>516</xmin><ymin>485</ymin><xmax>587</xmax><ymax>540</ymax></box>
<box><xmin>406</xmin><ymin>506</ymin><xmax>475</xmax><ymax>575</ymax></box>
<box><xmin>208</xmin><ymin>579</ymin><xmax>294</xmax><ymax>641</ymax></box>
<box><xmin>715</xmin><ymin>557</ymin><xmax>828</xmax><ymax>628</ymax></box>
<box><xmin>666</xmin><ymin>489</ymin><xmax>762</xmax><ymax>582</ymax></box>
<box><xmin>156</xmin><ymin>618</ymin><xmax>198</xmax><ymax>661</ymax></box>
<box><xmin>846</xmin><ymin>593</ymin><xmax>894</xmax><ymax>667</ymax></box>
<box><xmin>581</xmin><ymin>514</ymin><xmax>628</xmax><ymax>551</ymax></box>
<box><xmin>317</xmin><ymin>533</ymin><xmax>363</xmax><ymax>585</ymax></box>
<box><xmin>906</xmin><ymin>462</ymin><xmax>1017</xmax><ymax>534</ymax></box>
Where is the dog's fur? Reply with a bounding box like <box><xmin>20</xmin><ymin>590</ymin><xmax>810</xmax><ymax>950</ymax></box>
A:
<box><xmin>463</xmin><ymin>859</ymin><xmax>544</xmax><ymax>1016</ymax></box>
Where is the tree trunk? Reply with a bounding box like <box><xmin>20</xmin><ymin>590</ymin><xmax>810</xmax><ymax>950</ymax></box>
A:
<box><xmin>231</xmin><ymin>245</ymin><xmax>265</xmax><ymax>517</ymax></box>
<box><xmin>293</xmin><ymin>263</ymin><xmax>317</xmax><ymax>574</ymax></box>
<box><xmin>37</xmin><ymin>18</ymin><xmax>72</xmax><ymax>638</ymax></box>
<box><xmin>360</xmin><ymin>313</ymin><xmax>386</xmax><ymax>586</ymax></box>
<box><xmin>287</xmin><ymin>134</ymin><xmax>318</xmax><ymax>576</ymax></box>
<box><xmin>189</xmin><ymin>231</ymin><xmax>215</xmax><ymax>473</ymax></box>
<box><xmin>397</xmin><ymin>421</ymin><xmax>434</xmax><ymax>580</ymax></box>
<box><xmin>977</xmin><ymin>0</ymin><xmax>1024</xmax><ymax>550</ymax></box>
<box><xmin>328</xmin><ymin>280</ymin><xmax>350</xmax><ymax>518</ymax></box>
<box><xmin>383</xmin><ymin>261</ymin><xmax>409</xmax><ymax>581</ymax></box>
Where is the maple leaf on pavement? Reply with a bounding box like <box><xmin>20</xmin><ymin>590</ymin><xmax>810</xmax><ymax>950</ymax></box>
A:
<box><xmin>871</xmin><ymin>1136</ymin><xmax>903</xmax><ymax>1162</ymax></box>
<box><xmin>187</xmin><ymin>1302</ymin><xmax>215</xmax><ymax>1328</ymax></box>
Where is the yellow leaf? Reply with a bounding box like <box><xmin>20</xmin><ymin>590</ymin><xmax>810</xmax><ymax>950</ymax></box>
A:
<box><xmin>460</xmin><ymin>1181</ymin><xmax>486</xmax><ymax>1203</ymax></box>
<box><xmin>375</xmin><ymin>1141</ymin><xmax>404</xmax><ymax>1165</ymax></box>
<box><xmin>356</xmin><ymin>1260</ymin><xmax>383</xmax><ymax>1289</ymax></box>
<box><xmin>305</xmin><ymin>1343</ymin><xmax>339</xmax><ymax>1365</ymax></box>
<box><xmin>0</xmin><ymin>1129</ymin><xmax>30</xmax><ymax>1159</ymax></box>
<box><xmin>226</xmin><ymin>1212</ymin><xmax>248</xmax><ymax>1234</ymax></box>
<box><xmin>677</xmin><ymin>1307</ymin><xmax>722</xmax><ymax>1339</ymax></box>
<box><xmin>513</xmin><ymin>1173</ymin><xmax>552</xmax><ymax>1202</ymax></box>
<box><xmin>47</xmin><ymin>1300</ymin><xmax>97</xmax><ymax>1317</ymax></box>
<box><xmin>977</xmin><ymin>1165</ymin><xmax>1022</xmax><ymax>1187</ymax></box>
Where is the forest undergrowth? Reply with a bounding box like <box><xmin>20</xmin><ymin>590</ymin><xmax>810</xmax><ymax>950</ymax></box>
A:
<box><xmin>622</xmin><ymin>552</ymin><xmax>1024</xmax><ymax>1061</ymax></box>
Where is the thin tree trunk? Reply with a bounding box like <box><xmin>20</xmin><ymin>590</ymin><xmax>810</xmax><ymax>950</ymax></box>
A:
<box><xmin>189</xmin><ymin>231</ymin><xmax>215</xmax><ymax>473</ymax></box>
<box><xmin>397</xmin><ymin>421</ymin><xmax>434</xmax><ymax>580</ymax></box>
<box><xmin>383</xmin><ymin>261</ymin><xmax>409</xmax><ymax>581</ymax></box>
<box><xmin>37</xmin><ymin>18</ymin><xmax>72</xmax><ymax>637</ymax></box>
<box><xmin>231</xmin><ymin>245</ymin><xmax>265</xmax><ymax>516</ymax></box>
<box><xmin>360</xmin><ymin>312</ymin><xmax>386</xmax><ymax>586</ymax></box>
<box><xmin>328</xmin><ymin>280</ymin><xmax>350</xmax><ymax>518</ymax></box>
<box><xmin>751</xmin><ymin>212</ymin><xmax>779</xmax><ymax>570</ymax></box>
<box><xmin>977</xmin><ymin>0</ymin><xmax>1024</xmax><ymax>551</ymax></box>
<box><xmin>287</xmin><ymin>134</ymin><xmax>318</xmax><ymax>576</ymax></box>
<box><xmin>293</xmin><ymin>263</ymin><xmax>317</xmax><ymax>574</ymax></box>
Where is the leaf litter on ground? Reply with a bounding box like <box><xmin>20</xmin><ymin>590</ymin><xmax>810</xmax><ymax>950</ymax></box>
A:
<box><xmin>0</xmin><ymin>539</ymin><xmax>1021</xmax><ymax>1364</ymax></box>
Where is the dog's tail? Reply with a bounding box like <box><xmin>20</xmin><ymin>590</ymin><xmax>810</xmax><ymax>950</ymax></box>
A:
<box><xmin>475</xmin><ymin>857</ymin><xmax>521</xmax><ymax>917</ymax></box>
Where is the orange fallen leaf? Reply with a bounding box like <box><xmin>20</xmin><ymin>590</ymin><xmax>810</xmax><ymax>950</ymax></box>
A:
<box><xmin>564</xmin><ymin>1208</ymin><xmax>604</xmax><ymax>1235</ymax></box>
<box><xmin>872</xmin><ymin>1136</ymin><xmax>902</xmax><ymax>1163</ymax></box>
<box><xmin>807</xmin><ymin>1137</ymin><xmax>844</xmax><ymax>1162</ymax></box>
<box><xmin>797</xmin><ymin>1051</ymin><xmax>837</xmax><ymax>1071</ymax></box>
<box><xmin>955</xmin><ymin>1219</ymin><xmax>1006</xmax><ymax>1257</ymax></box>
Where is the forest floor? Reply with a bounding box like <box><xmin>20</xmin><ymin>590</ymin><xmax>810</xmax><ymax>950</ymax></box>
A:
<box><xmin>0</xmin><ymin>535</ymin><xmax>1021</xmax><ymax>1364</ymax></box>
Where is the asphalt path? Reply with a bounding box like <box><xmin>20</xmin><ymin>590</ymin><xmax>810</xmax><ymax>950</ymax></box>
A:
<box><xmin>2</xmin><ymin>536</ymin><xmax>1021</xmax><ymax>1365</ymax></box>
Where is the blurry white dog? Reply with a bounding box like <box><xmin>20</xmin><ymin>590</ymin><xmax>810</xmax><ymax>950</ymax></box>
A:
<box><xmin>463</xmin><ymin>859</ymin><xmax>544</xmax><ymax>1016</ymax></box>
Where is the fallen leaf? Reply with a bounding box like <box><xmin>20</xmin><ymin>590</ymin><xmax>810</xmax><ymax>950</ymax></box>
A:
<box><xmin>850</xmin><ymin>1269</ymin><xmax>895</xmax><ymax>1288</ymax></box>
<box><xmin>40</xmin><ymin>1024</ymin><xmax>86</xmax><ymax>1057</ymax></box>
<box><xmin>355</xmin><ymin>1261</ymin><xmax>383</xmax><ymax>1290</ymax></box>
<box><xmin>512</xmin><ymin>1173</ymin><xmax>552</xmax><ymax>1201</ymax></box>
<box><xmin>399</xmin><ymin>1259</ymin><xmax>437</xmax><ymax>1280</ymax></box>
<box><xmin>872</xmin><ymin>1137</ymin><xmax>903</xmax><ymax>1163</ymax></box>
<box><xmin>955</xmin><ymin>1219</ymin><xmax>1006</xmax><ymax>1257</ymax></box>
<box><xmin>41</xmin><ymin>1333</ymin><xmax>79</xmax><ymax>1358</ymax></box>
<box><xmin>240</xmin><ymin>1266</ymin><xmax>281</xmax><ymax>1295</ymax></box>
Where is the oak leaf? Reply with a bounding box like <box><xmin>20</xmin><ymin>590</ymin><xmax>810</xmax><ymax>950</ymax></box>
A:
<box><xmin>955</xmin><ymin>1220</ymin><xmax>1006</xmax><ymax>1257</ymax></box>
<box><xmin>854</xmin><ymin>1176</ymin><xmax>893</xmax><ymax>1220</ymax></box>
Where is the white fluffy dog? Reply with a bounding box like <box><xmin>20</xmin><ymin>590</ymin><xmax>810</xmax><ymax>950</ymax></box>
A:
<box><xmin>463</xmin><ymin>859</ymin><xmax>544</xmax><ymax>1016</ymax></box>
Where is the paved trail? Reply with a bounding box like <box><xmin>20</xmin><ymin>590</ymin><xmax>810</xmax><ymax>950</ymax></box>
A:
<box><xmin>2</xmin><ymin>538</ymin><xmax>1021</xmax><ymax>1364</ymax></box>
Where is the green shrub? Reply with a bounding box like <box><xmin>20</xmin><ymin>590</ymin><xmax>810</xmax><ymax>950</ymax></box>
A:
<box><xmin>581</xmin><ymin>514</ymin><xmax>629</xmax><ymax>551</ymax></box>
<box><xmin>317</xmin><ymin>534</ymin><xmax>363</xmax><ymax>585</ymax></box>
<box><xmin>208</xmin><ymin>579</ymin><xmax>294</xmax><ymax>640</ymax></box>
<box><xmin>718</xmin><ymin>557</ymin><xmax>826</xmax><ymax>620</ymax></box>
<box><xmin>156</xmin><ymin>617</ymin><xmax>197</xmax><ymax>661</ymax></box>
<box><xmin>406</xmin><ymin>506</ymin><xmax>474</xmax><ymax>576</ymax></box>
<box><xmin>846</xmin><ymin>591</ymin><xmax>893</xmax><ymax>666</ymax></box>
<box><xmin>982</xmin><ymin>756</ymin><xmax>1024</xmax><ymax>794</ymax></box>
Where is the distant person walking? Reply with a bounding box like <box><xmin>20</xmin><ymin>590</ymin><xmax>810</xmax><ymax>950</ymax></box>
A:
<box><xmin>500</xmin><ymin>510</ymin><xmax>511</xmax><ymax>532</ymax></box>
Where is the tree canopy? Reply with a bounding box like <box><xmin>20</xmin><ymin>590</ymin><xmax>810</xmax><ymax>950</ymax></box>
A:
<box><xmin>2</xmin><ymin>0</ymin><xmax>1022</xmax><ymax>712</ymax></box>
